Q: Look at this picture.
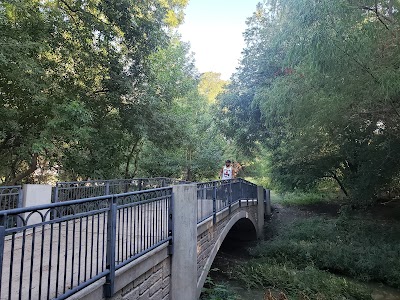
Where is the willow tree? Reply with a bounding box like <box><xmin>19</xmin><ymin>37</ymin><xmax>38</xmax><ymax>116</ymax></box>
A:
<box><xmin>219</xmin><ymin>0</ymin><xmax>400</xmax><ymax>204</ymax></box>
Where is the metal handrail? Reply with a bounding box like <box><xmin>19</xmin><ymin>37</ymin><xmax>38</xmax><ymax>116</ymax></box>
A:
<box><xmin>196</xmin><ymin>178</ymin><xmax>258</xmax><ymax>224</ymax></box>
<box><xmin>0</xmin><ymin>178</ymin><xmax>258</xmax><ymax>300</ymax></box>
<box><xmin>53</xmin><ymin>177</ymin><xmax>188</xmax><ymax>203</ymax></box>
<box><xmin>0</xmin><ymin>185</ymin><xmax>23</xmax><ymax>210</ymax></box>
<box><xmin>0</xmin><ymin>187</ymin><xmax>173</xmax><ymax>300</ymax></box>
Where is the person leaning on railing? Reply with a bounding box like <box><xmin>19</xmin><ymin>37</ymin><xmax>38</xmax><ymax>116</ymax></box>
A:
<box><xmin>219</xmin><ymin>160</ymin><xmax>236</xmax><ymax>180</ymax></box>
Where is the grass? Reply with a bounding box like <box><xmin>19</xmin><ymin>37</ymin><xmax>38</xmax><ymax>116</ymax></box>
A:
<box><xmin>234</xmin><ymin>260</ymin><xmax>372</xmax><ymax>300</ymax></box>
<box><xmin>249</xmin><ymin>217</ymin><xmax>400</xmax><ymax>288</ymax></box>
<box><xmin>231</xmin><ymin>214</ymin><xmax>400</xmax><ymax>299</ymax></box>
<box><xmin>201</xmin><ymin>275</ymin><xmax>239</xmax><ymax>300</ymax></box>
<box><xmin>203</xmin><ymin>188</ymin><xmax>400</xmax><ymax>299</ymax></box>
<box><xmin>271</xmin><ymin>191</ymin><xmax>340</xmax><ymax>206</ymax></box>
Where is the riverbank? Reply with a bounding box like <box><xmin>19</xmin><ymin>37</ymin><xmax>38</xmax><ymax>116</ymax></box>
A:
<box><xmin>201</xmin><ymin>199</ymin><xmax>400</xmax><ymax>300</ymax></box>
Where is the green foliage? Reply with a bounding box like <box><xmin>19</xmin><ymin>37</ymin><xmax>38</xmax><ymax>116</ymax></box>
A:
<box><xmin>234</xmin><ymin>260</ymin><xmax>372</xmax><ymax>300</ymax></box>
<box><xmin>201</xmin><ymin>276</ymin><xmax>239</xmax><ymax>300</ymax></box>
<box><xmin>273</xmin><ymin>191</ymin><xmax>333</xmax><ymax>206</ymax></box>
<box><xmin>218</xmin><ymin>0</ymin><xmax>400</xmax><ymax>205</ymax></box>
<box><xmin>0</xmin><ymin>0</ymin><xmax>223</xmax><ymax>183</ymax></box>
<box><xmin>0</xmin><ymin>0</ymin><xmax>173</xmax><ymax>182</ymax></box>
<box><xmin>249</xmin><ymin>217</ymin><xmax>400</xmax><ymax>288</ymax></box>
<box><xmin>198</xmin><ymin>72</ymin><xmax>227</xmax><ymax>104</ymax></box>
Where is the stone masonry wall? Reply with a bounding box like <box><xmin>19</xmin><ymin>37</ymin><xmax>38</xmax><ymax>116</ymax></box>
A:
<box><xmin>111</xmin><ymin>257</ymin><xmax>170</xmax><ymax>300</ymax></box>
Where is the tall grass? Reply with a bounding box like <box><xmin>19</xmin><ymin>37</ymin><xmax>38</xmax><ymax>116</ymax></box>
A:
<box><xmin>234</xmin><ymin>260</ymin><xmax>372</xmax><ymax>300</ymax></box>
<box><xmin>272</xmin><ymin>191</ymin><xmax>340</xmax><ymax>206</ymax></box>
<box><xmin>250</xmin><ymin>217</ymin><xmax>400</xmax><ymax>287</ymax></box>
<box><xmin>201</xmin><ymin>275</ymin><xmax>239</xmax><ymax>300</ymax></box>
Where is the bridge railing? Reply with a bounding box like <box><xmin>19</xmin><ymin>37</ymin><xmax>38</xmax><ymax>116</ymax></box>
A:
<box><xmin>0</xmin><ymin>186</ymin><xmax>23</xmax><ymax>227</ymax></box>
<box><xmin>53</xmin><ymin>177</ymin><xmax>187</xmax><ymax>203</ymax></box>
<box><xmin>0</xmin><ymin>186</ymin><xmax>23</xmax><ymax>211</ymax></box>
<box><xmin>197</xmin><ymin>178</ymin><xmax>258</xmax><ymax>223</ymax></box>
<box><xmin>0</xmin><ymin>187</ymin><xmax>172</xmax><ymax>300</ymax></box>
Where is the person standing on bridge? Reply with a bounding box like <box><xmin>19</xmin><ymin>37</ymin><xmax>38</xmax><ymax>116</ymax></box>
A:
<box><xmin>219</xmin><ymin>160</ymin><xmax>235</xmax><ymax>180</ymax></box>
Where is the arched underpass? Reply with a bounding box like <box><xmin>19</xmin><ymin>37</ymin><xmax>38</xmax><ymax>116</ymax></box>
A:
<box><xmin>196</xmin><ymin>204</ymin><xmax>262</xmax><ymax>299</ymax></box>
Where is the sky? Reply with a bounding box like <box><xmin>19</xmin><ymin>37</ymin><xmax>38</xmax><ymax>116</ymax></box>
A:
<box><xmin>178</xmin><ymin>0</ymin><xmax>261</xmax><ymax>80</ymax></box>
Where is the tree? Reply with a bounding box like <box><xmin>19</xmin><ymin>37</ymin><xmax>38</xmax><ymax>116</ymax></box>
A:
<box><xmin>219</xmin><ymin>0</ymin><xmax>400</xmax><ymax>204</ymax></box>
<box><xmin>0</xmin><ymin>0</ymin><xmax>189</xmax><ymax>183</ymax></box>
<box><xmin>198</xmin><ymin>72</ymin><xmax>227</xmax><ymax>104</ymax></box>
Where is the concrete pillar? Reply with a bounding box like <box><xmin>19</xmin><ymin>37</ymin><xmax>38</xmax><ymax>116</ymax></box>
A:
<box><xmin>265</xmin><ymin>189</ymin><xmax>272</xmax><ymax>216</ymax></box>
<box><xmin>257</xmin><ymin>186</ymin><xmax>265</xmax><ymax>239</ymax></box>
<box><xmin>22</xmin><ymin>184</ymin><xmax>52</xmax><ymax>225</ymax></box>
<box><xmin>171</xmin><ymin>184</ymin><xmax>197</xmax><ymax>300</ymax></box>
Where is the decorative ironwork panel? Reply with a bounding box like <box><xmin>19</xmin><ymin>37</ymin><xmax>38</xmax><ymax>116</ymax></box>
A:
<box><xmin>0</xmin><ymin>186</ymin><xmax>23</xmax><ymax>211</ymax></box>
<box><xmin>196</xmin><ymin>178</ymin><xmax>258</xmax><ymax>224</ymax></box>
<box><xmin>0</xmin><ymin>187</ymin><xmax>174</xmax><ymax>300</ymax></box>
<box><xmin>53</xmin><ymin>178</ymin><xmax>188</xmax><ymax>203</ymax></box>
<box><xmin>114</xmin><ymin>187</ymin><xmax>173</xmax><ymax>269</ymax></box>
<box><xmin>0</xmin><ymin>197</ymin><xmax>111</xmax><ymax>300</ymax></box>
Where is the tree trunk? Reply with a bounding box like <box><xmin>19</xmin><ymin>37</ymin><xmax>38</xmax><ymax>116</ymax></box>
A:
<box><xmin>124</xmin><ymin>139</ymin><xmax>141</xmax><ymax>179</ymax></box>
<box><xmin>330</xmin><ymin>171</ymin><xmax>349</xmax><ymax>197</ymax></box>
<box><xmin>5</xmin><ymin>154</ymin><xmax>38</xmax><ymax>185</ymax></box>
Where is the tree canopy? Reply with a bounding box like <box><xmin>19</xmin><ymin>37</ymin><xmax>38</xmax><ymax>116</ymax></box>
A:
<box><xmin>218</xmin><ymin>0</ymin><xmax>400</xmax><ymax>204</ymax></box>
<box><xmin>0</xmin><ymin>0</ymin><xmax>228</xmax><ymax>184</ymax></box>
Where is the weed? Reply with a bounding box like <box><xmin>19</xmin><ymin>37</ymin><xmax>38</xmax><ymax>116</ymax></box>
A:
<box><xmin>250</xmin><ymin>217</ymin><xmax>400</xmax><ymax>288</ymax></box>
<box><xmin>272</xmin><ymin>191</ymin><xmax>338</xmax><ymax>206</ymax></box>
<box><xmin>233</xmin><ymin>260</ymin><xmax>372</xmax><ymax>300</ymax></box>
<box><xmin>200</xmin><ymin>275</ymin><xmax>239</xmax><ymax>300</ymax></box>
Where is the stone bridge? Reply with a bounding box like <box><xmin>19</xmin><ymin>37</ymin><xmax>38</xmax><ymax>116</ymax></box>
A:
<box><xmin>196</xmin><ymin>197</ymin><xmax>261</xmax><ymax>299</ymax></box>
<box><xmin>0</xmin><ymin>179</ymin><xmax>270</xmax><ymax>300</ymax></box>
<box><xmin>75</xmin><ymin>183</ymin><xmax>267</xmax><ymax>300</ymax></box>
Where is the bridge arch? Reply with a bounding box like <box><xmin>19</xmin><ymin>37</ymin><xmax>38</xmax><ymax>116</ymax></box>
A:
<box><xmin>196</xmin><ymin>206</ymin><xmax>259</xmax><ymax>298</ymax></box>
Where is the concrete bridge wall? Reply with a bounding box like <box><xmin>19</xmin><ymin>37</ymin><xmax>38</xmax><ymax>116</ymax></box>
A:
<box><xmin>66</xmin><ymin>185</ymin><xmax>266</xmax><ymax>300</ymax></box>
<box><xmin>196</xmin><ymin>202</ymin><xmax>259</xmax><ymax>299</ymax></box>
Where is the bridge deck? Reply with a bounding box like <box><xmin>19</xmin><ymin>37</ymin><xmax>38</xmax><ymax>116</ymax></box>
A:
<box><xmin>1</xmin><ymin>198</ymin><xmax>258</xmax><ymax>300</ymax></box>
<box><xmin>0</xmin><ymin>207</ymin><xmax>167</xmax><ymax>300</ymax></box>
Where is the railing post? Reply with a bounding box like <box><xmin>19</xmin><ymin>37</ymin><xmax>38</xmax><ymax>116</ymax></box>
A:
<box><xmin>228</xmin><ymin>180</ymin><xmax>232</xmax><ymax>214</ymax></box>
<box><xmin>104</xmin><ymin>196</ymin><xmax>117</xmax><ymax>297</ymax></box>
<box><xmin>53</xmin><ymin>184</ymin><xmax>59</xmax><ymax>203</ymax></box>
<box><xmin>212</xmin><ymin>182</ymin><xmax>217</xmax><ymax>224</ymax></box>
<box><xmin>239</xmin><ymin>180</ymin><xmax>242</xmax><ymax>208</ymax></box>
<box><xmin>168</xmin><ymin>191</ymin><xmax>174</xmax><ymax>255</ymax></box>
<box><xmin>105</xmin><ymin>181</ymin><xmax>110</xmax><ymax>195</ymax></box>
<box><xmin>22</xmin><ymin>184</ymin><xmax>52</xmax><ymax>225</ymax></box>
<box><xmin>138</xmin><ymin>179</ymin><xmax>142</xmax><ymax>191</ymax></box>
<box><xmin>17</xmin><ymin>188</ymin><xmax>24</xmax><ymax>227</ymax></box>
<box><xmin>171</xmin><ymin>184</ymin><xmax>197</xmax><ymax>300</ymax></box>
<box><xmin>264</xmin><ymin>189</ymin><xmax>272</xmax><ymax>216</ymax></box>
<box><xmin>0</xmin><ymin>226</ymin><xmax>5</xmax><ymax>290</ymax></box>
<box><xmin>257</xmin><ymin>186</ymin><xmax>265</xmax><ymax>239</ymax></box>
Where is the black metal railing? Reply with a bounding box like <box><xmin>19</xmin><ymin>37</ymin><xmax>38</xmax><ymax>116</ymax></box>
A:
<box><xmin>196</xmin><ymin>178</ymin><xmax>258</xmax><ymax>223</ymax></box>
<box><xmin>53</xmin><ymin>178</ymin><xmax>187</xmax><ymax>203</ymax></box>
<box><xmin>0</xmin><ymin>187</ymin><xmax>172</xmax><ymax>300</ymax></box>
<box><xmin>0</xmin><ymin>177</ymin><xmax>259</xmax><ymax>299</ymax></box>
<box><xmin>0</xmin><ymin>186</ymin><xmax>23</xmax><ymax>211</ymax></box>
<box><xmin>0</xmin><ymin>186</ymin><xmax>23</xmax><ymax>227</ymax></box>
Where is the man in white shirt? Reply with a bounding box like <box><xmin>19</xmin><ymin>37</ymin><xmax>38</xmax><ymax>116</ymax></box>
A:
<box><xmin>219</xmin><ymin>160</ymin><xmax>235</xmax><ymax>180</ymax></box>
